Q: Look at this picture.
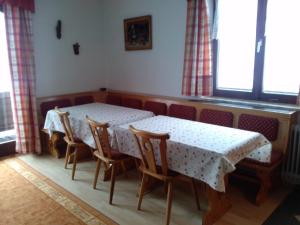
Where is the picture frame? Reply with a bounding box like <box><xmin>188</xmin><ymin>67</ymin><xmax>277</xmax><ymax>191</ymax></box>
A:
<box><xmin>123</xmin><ymin>15</ymin><xmax>152</xmax><ymax>51</ymax></box>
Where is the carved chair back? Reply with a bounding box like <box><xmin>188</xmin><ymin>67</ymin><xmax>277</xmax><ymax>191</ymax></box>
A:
<box><xmin>54</xmin><ymin>107</ymin><xmax>75</xmax><ymax>143</ymax></box>
<box><xmin>86</xmin><ymin>116</ymin><xmax>113</xmax><ymax>159</ymax></box>
<box><xmin>129</xmin><ymin>125</ymin><xmax>170</xmax><ymax>176</ymax></box>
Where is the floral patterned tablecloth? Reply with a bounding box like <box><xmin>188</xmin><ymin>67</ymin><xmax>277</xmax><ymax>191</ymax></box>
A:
<box><xmin>114</xmin><ymin>115</ymin><xmax>272</xmax><ymax>192</ymax></box>
<box><xmin>44</xmin><ymin>103</ymin><xmax>154</xmax><ymax>148</ymax></box>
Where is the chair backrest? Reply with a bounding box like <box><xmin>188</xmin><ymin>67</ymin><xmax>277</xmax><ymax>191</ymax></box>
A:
<box><xmin>169</xmin><ymin>104</ymin><xmax>196</xmax><ymax>121</ymax></box>
<box><xmin>54</xmin><ymin>107</ymin><xmax>75</xmax><ymax>143</ymax></box>
<box><xmin>144</xmin><ymin>101</ymin><xmax>167</xmax><ymax>115</ymax></box>
<box><xmin>106</xmin><ymin>95</ymin><xmax>122</xmax><ymax>106</ymax></box>
<box><xmin>40</xmin><ymin>99</ymin><xmax>72</xmax><ymax>118</ymax></box>
<box><xmin>122</xmin><ymin>98</ymin><xmax>143</xmax><ymax>109</ymax></box>
<box><xmin>129</xmin><ymin>125</ymin><xmax>170</xmax><ymax>176</ymax></box>
<box><xmin>238</xmin><ymin>114</ymin><xmax>279</xmax><ymax>141</ymax></box>
<box><xmin>86</xmin><ymin>116</ymin><xmax>113</xmax><ymax>158</ymax></box>
<box><xmin>74</xmin><ymin>95</ymin><xmax>94</xmax><ymax>105</ymax></box>
<box><xmin>199</xmin><ymin>109</ymin><xmax>234</xmax><ymax>127</ymax></box>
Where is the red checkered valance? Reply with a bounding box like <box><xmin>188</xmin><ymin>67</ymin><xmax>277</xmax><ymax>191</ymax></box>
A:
<box><xmin>0</xmin><ymin>0</ymin><xmax>34</xmax><ymax>12</ymax></box>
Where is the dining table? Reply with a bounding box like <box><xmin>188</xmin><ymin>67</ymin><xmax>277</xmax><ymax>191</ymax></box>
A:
<box><xmin>113</xmin><ymin>115</ymin><xmax>272</xmax><ymax>225</ymax></box>
<box><xmin>43</xmin><ymin>102</ymin><xmax>154</xmax><ymax>180</ymax></box>
<box><xmin>43</xmin><ymin>104</ymin><xmax>272</xmax><ymax>225</ymax></box>
<box><xmin>43</xmin><ymin>102</ymin><xmax>154</xmax><ymax>148</ymax></box>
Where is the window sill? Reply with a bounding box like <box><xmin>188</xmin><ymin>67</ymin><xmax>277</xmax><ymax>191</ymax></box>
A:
<box><xmin>0</xmin><ymin>129</ymin><xmax>16</xmax><ymax>144</ymax></box>
<box><xmin>188</xmin><ymin>96</ymin><xmax>300</xmax><ymax>115</ymax></box>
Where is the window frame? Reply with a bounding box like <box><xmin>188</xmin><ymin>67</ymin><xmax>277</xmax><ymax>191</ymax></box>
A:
<box><xmin>212</xmin><ymin>0</ymin><xmax>298</xmax><ymax>104</ymax></box>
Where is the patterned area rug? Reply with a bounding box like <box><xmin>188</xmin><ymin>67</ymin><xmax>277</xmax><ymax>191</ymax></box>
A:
<box><xmin>263</xmin><ymin>186</ymin><xmax>300</xmax><ymax>225</ymax></box>
<box><xmin>0</xmin><ymin>157</ymin><xmax>117</xmax><ymax>225</ymax></box>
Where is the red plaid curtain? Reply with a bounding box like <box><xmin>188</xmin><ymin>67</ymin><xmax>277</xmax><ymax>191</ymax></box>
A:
<box><xmin>182</xmin><ymin>0</ymin><xmax>212</xmax><ymax>96</ymax></box>
<box><xmin>3</xmin><ymin>3</ymin><xmax>41</xmax><ymax>154</ymax></box>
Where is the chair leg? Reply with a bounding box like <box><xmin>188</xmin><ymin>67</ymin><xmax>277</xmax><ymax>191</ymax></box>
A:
<box><xmin>137</xmin><ymin>173</ymin><xmax>147</xmax><ymax>210</ymax></box>
<box><xmin>109</xmin><ymin>163</ymin><xmax>117</xmax><ymax>205</ymax></box>
<box><xmin>135</xmin><ymin>158</ymin><xmax>142</xmax><ymax>179</ymax></box>
<box><xmin>120</xmin><ymin>160</ymin><xmax>128</xmax><ymax>178</ymax></box>
<box><xmin>93</xmin><ymin>158</ymin><xmax>102</xmax><ymax>189</ymax></box>
<box><xmin>64</xmin><ymin>145</ymin><xmax>71</xmax><ymax>169</ymax></box>
<box><xmin>165</xmin><ymin>181</ymin><xmax>173</xmax><ymax>225</ymax></box>
<box><xmin>191</xmin><ymin>179</ymin><xmax>200</xmax><ymax>210</ymax></box>
<box><xmin>90</xmin><ymin>147</ymin><xmax>96</xmax><ymax>160</ymax></box>
<box><xmin>71</xmin><ymin>148</ymin><xmax>78</xmax><ymax>180</ymax></box>
<box><xmin>164</xmin><ymin>181</ymin><xmax>168</xmax><ymax>195</ymax></box>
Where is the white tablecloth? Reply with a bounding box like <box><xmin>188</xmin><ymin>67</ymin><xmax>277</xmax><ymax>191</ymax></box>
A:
<box><xmin>43</xmin><ymin>103</ymin><xmax>154</xmax><ymax>148</ymax></box>
<box><xmin>114</xmin><ymin>115</ymin><xmax>272</xmax><ymax>192</ymax></box>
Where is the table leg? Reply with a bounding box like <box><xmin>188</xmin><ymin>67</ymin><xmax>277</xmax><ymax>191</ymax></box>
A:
<box><xmin>201</xmin><ymin>183</ymin><xmax>231</xmax><ymax>225</ymax></box>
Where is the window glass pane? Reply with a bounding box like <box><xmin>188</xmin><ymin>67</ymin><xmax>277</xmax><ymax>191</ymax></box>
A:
<box><xmin>216</xmin><ymin>0</ymin><xmax>257</xmax><ymax>91</ymax></box>
<box><xmin>0</xmin><ymin>12</ymin><xmax>11</xmax><ymax>93</ymax></box>
<box><xmin>263</xmin><ymin>0</ymin><xmax>300</xmax><ymax>95</ymax></box>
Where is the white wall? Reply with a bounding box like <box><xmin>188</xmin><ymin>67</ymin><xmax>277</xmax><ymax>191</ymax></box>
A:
<box><xmin>33</xmin><ymin>0</ymin><xmax>106</xmax><ymax>97</ymax></box>
<box><xmin>102</xmin><ymin>0</ymin><xmax>187</xmax><ymax>97</ymax></box>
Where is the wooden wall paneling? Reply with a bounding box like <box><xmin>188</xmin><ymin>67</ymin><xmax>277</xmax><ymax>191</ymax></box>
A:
<box><xmin>107</xmin><ymin>90</ymin><xmax>299</xmax><ymax>154</ymax></box>
<box><xmin>36</xmin><ymin>89</ymin><xmax>298</xmax><ymax>157</ymax></box>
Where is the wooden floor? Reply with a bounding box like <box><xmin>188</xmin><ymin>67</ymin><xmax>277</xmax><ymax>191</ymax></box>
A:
<box><xmin>19</xmin><ymin>154</ymin><xmax>290</xmax><ymax>225</ymax></box>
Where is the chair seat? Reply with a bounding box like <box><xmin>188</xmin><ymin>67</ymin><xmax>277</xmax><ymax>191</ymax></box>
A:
<box><xmin>241</xmin><ymin>150</ymin><xmax>283</xmax><ymax>167</ymax></box>
<box><xmin>63</xmin><ymin>136</ymin><xmax>84</xmax><ymax>145</ymax></box>
<box><xmin>144</xmin><ymin>166</ymin><xmax>178</xmax><ymax>177</ymax></box>
<box><xmin>73</xmin><ymin>137</ymin><xmax>83</xmax><ymax>142</ymax></box>
<box><xmin>93</xmin><ymin>148</ymin><xmax>128</xmax><ymax>160</ymax></box>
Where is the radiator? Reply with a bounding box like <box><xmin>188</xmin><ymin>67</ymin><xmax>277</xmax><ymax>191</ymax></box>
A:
<box><xmin>282</xmin><ymin>124</ymin><xmax>300</xmax><ymax>184</ymax></box>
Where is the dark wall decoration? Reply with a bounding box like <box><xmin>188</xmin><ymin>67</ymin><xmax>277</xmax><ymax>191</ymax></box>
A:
<box><xmin>123</xmin><ymin>15</ymin><xmax>152</xmax><ymax>51</ymax></box>
<box><xmin>56</xmin><ymin>20</ymin><xmax>62</xmax><ymax>39</ymax></box>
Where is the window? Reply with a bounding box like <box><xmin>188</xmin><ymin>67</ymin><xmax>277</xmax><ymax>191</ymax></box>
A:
<box><xmin>213</xmin><ymin>0</ymin><xmax>300</xmax><ymax>104</ymax></box>
<box><xmin>0</xmin><ymin>11</ymin><xmax>11</xmax><ymax>93</ymax></box>
<box><xmin>0</xmin><ymin>10</ymin><xmax>14</xmax><ymax>134</ymax></box>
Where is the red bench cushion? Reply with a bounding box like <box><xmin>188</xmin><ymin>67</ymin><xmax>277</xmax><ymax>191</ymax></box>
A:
<box><xmin>40</xmin><ymin>99</ymin><xmax>72</xmax><ymax>118</ymax></box>
<box><xmin>106</xmin><ymin>95</ymin><xmax>122</xmax><ymax>106</ymax></box>
<box><xmin>144</xmin><ymin>101</ymin><xmax>167</xmax><ymax>115</ymax></box>
<box><xmin>238</xmin><ymin>114</ymin><xmax>279</xmax><ymax>141</ymax></box>
<box><xmin>74</xmin><ymin>95</ymin><xmax>94</xmax><ymax>105</ymax></box>
<box><xmin>242</xmin><ymin>150</ymin><xmax>283</xmax><ymax>167</ymax></box>
<box><xmin>169</xmin><ymin>104</ymin><xmax>196</xmax><ymax>121</ymax></box>
<box><xmin>122</xmin><ymin>98</ymin><xmax>142</xmax><ymax>109</ymax></box>
<box><xmin>199</xmin><ymin>109</ymin><xmax>233</xmax><ymax>127</ymax></box>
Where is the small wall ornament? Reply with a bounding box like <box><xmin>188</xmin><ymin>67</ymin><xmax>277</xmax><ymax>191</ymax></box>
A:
<box><xmin>73</xmin><ymin>43</ymin><xmax>80</xmax><ymax>55</ymax></box>
<box><xmin>56</xmin><ymin>20</ymin><xmax>62</xmax><ymax>39</ymax></box>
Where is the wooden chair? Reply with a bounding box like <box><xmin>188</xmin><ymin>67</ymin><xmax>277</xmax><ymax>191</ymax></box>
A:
<box><xmin>54</xmin><ymin>107</ymin><xmax>86</xmax><ymax>180</ymax></box>
<box><xmin>129</xmin><ymin>125</ymin><xmax>200</xmax><ymax>225</ymax></box>
<box><xmin>86</xmin><ymin>116</ymin><xmax>129</xmax><ymax>204</ymax></box>
<box><xmin>40</xmin><ymin>99</ymin><xmax>72</xmax><ymax>158</ymax></box>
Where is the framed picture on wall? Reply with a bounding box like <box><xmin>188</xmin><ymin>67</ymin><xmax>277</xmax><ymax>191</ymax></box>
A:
<box><xmin>124</xmin><ymin>15</ymin><xmax>152</xmax><ymax>51</ymax></box>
